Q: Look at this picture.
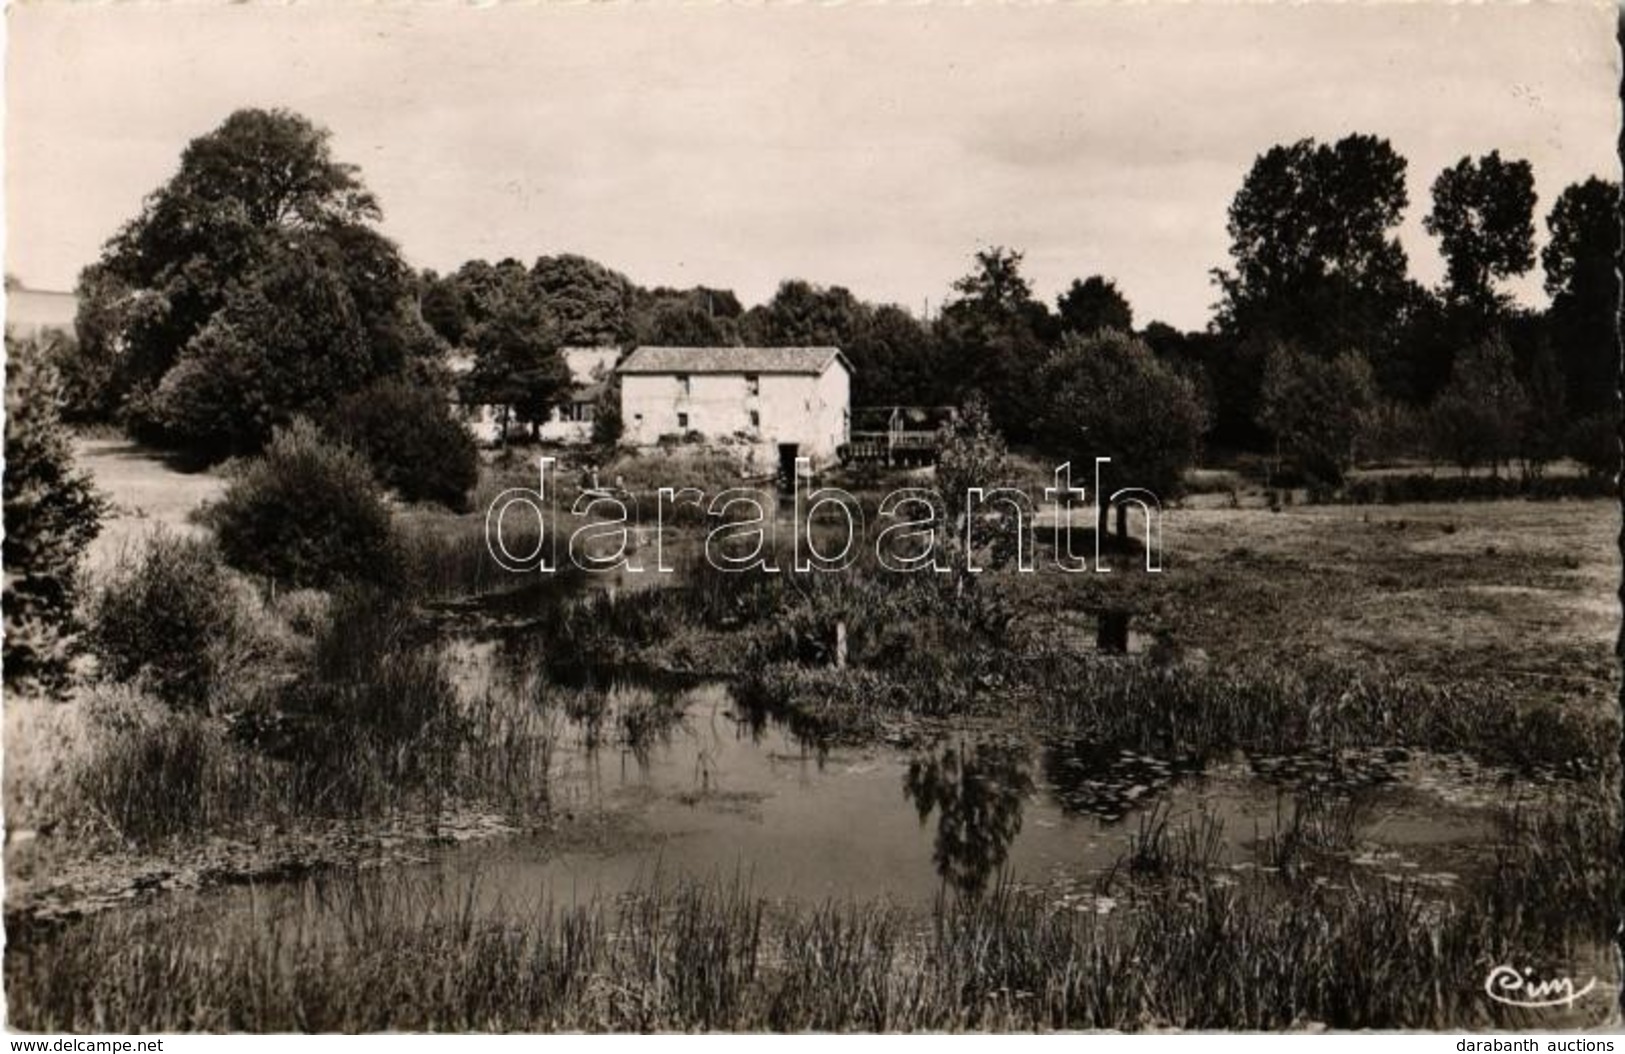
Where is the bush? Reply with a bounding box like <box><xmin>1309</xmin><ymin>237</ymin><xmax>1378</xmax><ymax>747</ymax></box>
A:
<box><xmin>1566</xmin><ymin>412</ymin><xmax>1618</xmax><ymax>483</ymax></box>
<box><xmin>85</xmin><ymin>532</ymin><xmax>277</xmax><ymax>712</ymax></box>
<box><xmin>325</xmin><ymin>378</ymin><xmax>478</xmax><ymax>510</ymax></box>
<box><xmin>209</xmin><ymin>418</ymin><xmax>395</xmax><ymax>590</ymax></box>
<box><xmin>3</xmin><ymin>337</ymin><xmax>107</xmax><ymax>694</ymax></box>
<box><xmin>1035</xmin><ymin>330</ymin><xmax>1208</xmax><ymax>499</ymax></box>
<box><xmin>1331</xmin><ymin>472</ymin><xmax>1611</xmax><ymax>505</ymax></box>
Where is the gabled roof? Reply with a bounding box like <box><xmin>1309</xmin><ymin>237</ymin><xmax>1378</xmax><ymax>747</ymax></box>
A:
<box><xmin>617</xmin><ymin>346</ymin><xmax>852</xmax><ymax>376</ymax></box>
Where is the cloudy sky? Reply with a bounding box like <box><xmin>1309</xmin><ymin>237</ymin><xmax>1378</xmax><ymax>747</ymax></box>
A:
<box><xmin>7</xmin><ymin>2</ymin><xmax>1620</xmax><ymax>330</ymax></box>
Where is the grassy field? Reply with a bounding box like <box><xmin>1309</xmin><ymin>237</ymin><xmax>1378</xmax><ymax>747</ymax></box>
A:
<box><xmin>1016</xmin><ymin>498</ymin><xmax>1617</xmax><ymax>702</ymax></box>
<box><xmin>72</xmin><ymin>437</ymin><xmax>226</xmax><ymax>570</ymax></box>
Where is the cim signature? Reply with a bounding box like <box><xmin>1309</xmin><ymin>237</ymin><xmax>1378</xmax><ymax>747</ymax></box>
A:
<box><xmin>1484</xmin><ymin>965</ymin><xmax>1598</xmax><ymax>1009</ymax></box>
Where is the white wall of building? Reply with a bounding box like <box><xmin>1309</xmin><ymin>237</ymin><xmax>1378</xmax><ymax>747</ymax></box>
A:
<box><xmin>620</xmin><ymin>362</ymin><xmax>850</xmax><ymax>467</ymax></box>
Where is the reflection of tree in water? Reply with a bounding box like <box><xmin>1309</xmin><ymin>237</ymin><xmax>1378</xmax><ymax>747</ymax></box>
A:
<box><xmin>904</xmin><ymin>737</ymin><xmax>1034</xmax><ymax>897</ymax></box>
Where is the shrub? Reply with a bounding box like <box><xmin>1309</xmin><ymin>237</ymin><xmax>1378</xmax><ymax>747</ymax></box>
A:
<box><xmin>209</xmin><ymin>418</ymin><xmax>394</xmax><ymax>589</ymax></box>
<box><xmin>1566</xmin><ymin>411</ymin><xmax>1618</xmax><ymax>483</ymax></box>
<box><xmin>1331</xmin><ymin>472</ymin><xmax>1611</xmax><ymax>505</ymax></box>
<box><xmin>84</xmin><ymin>532</ymin><xmax>275</xmax><ymax>712</ymax></box>
<box><xmin>325</xmin><ymin>377</ymin><xmax>478</xmax><ymax>510</ymax></box>
<box><xmin>268</xmin><ymin>588</ymin><xmax>332</xmax><ymax>637</ymax></box>
<box><xmin>3</xmin><ymin>336</ymin><xmax>107</xmax><ymax>694</ymax></box>
<box><xmin>1034</xmin><ymin>330</ymin><xmax>1208</xmax><ymax>499</ymax></box>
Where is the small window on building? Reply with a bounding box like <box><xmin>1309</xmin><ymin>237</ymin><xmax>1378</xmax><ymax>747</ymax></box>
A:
<box><xmin>745</xmin><ymin>373</ymin><xmax>760</xmax><ymax>396</ymax></box>
<box><xmin>749</xmin><ymin>410</ymin><xmax>760</xmax><ymax>428</ymax></box>
<box><xmin>677</xmin><ymin>412</ymin><xmax>690</xmax><ymax>430</ymax></box>
<box><xmin>676</xmin><ymin>374</ymin><xmax>691</xmax><ymax>396</ymax></box>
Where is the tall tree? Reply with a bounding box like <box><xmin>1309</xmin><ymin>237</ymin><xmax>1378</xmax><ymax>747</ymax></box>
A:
<box><xmin>419</xmin><ymin>269</ymin><xmax>472</xmax><ymax>347</ymax></box>
<box><xmin>743</xmin><ymin>279</ymin><xmax>866</xmax><ymax>348</ymax></box>
<box><xmin>937</xmin><ymin>248</ymin><xmax>1055</xmax><ymax>442</ymax></box>
<box><xmin>145</xmin><ymin>233</ymin><xmax>375</xmax><ymax>458</ymax></box>
<box><xmin>1214</xmin><ymin>135</ymin><xmax>1413</xmax><ymax>363</ymax></box>
<box><xmin>463</xmin><ymin>280</ymin><xmax>572</xmax><ymax>445</ymax></box>
<box><xmin>632</xmin><ymin>286</ymin><xmax>743</xmax><ymax>346</ymax></box>
<box><xmin>73</xmin><ymin>108</ymin><xmax>431</xmax><ymax>454</ymax></box>
<box><xmin>847</xmin><ymin>304</ymin><xmax>941</xmax><ymax>407</ymax></box>
<box><xmin>1057</xmin><ymin>276</ymin><xmax>1133</xmax><ymax>335</ymax></box>
<box><xmin>1423</xmin><ymin>151</ymin><xmax>1537</xmax><ymax>313</ymax></box>
<box><xmin>1542</xmin><ymin>178</ymin><xmax>1620</xmax><ymax>417</ymax></box>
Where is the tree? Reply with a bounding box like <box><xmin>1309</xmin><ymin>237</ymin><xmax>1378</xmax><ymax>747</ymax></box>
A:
<box><xmin>591</xmin><ymin>374</ymin><xmax>624</xmax><ymax>447</ymax></box>
<box><xmin>1255</xmin><ymin>344</ymin><xmax>1378</xmax><ymax>486</ymax></box>
<box><xmin>1424</xmin><ymin>151</ymin><xmax>1537</xmax><ymax>312</ymax></box>
<box><xmin>72</xmin><ymin>108</ymin><xmax>431</xmax><ymax>455</ymax></box>
<box><xmin>1520</xmin><ymin>340</ymin><xmax>1567</xmax><ymax>480</ymax></box>
<box><xmin>637</xmin><ymin>298</ymin><xmax>738</xmax><ymax>347</ymax></box>
<box><xmin>933</xmin><ymin>395</ymin><xmax>1020</xmax><ymax>592</ymax></box>
<box><xmin>847</xmin><ymin>304</ymin><xmax>941</xmax><ymax>407</ymax></box>
<box><xmin>419</xmin><ymin>269</ymin><xmax>472</xmax><ymax>347</ymax></box>
<box><xmin>461</xmin><ymin>274</ymin><xmax>573</xmax><ymax>444</ymax></box>
<box><xmin>3</xmin><ymin>337</ymin><xmax>107</xmax><ymax>694</ymax></box>
<box><xmin>1057</xmin><ymin>276</ymin><xmax>1133</xmax><ymax>335</ymax></box>
<box><xmin>630</xmin><ymin>285</ymin><xmax>744</xmax><ymax>347</ymax></box>
<box><xmin>743</xmin><ymin>279</ymin><xmax>867</xmax><ymax>348</ymax></box>
<box><xmin>530</xmin><ymin>254</ymin><xmax>636</xmax><ymax>346</ymax></box>
<box><xmin>1430</xmin><ymin>333</ymin><xmax>1528</xmax><ymax>476</ymax></box>
<box><xmin>326</xmin><ymin>378</ymin><xmax>479</xmax><ymax>510</ymax></box>
<box><xmin>1542</xmin><ymin>178</ymin><xmax>1620</xmax><ymax>417</ymax></box>
<box><xmin>1034</xmin><ymin>330</ymin><xmax>1207</xmax><ymax>533</ymax></box>
<box><xmin>937</xmin><ymin>248</ymin><xmax>1055</xmax><ymax>442</ymax></box>
<box><xmin>144</xmin><ymin>233</ymin><xmax>375</xmax><ymax>459</ymax></box>
<box><xmin>1214</xmin><ymin>135</ymin><xmax>1413</xmax><ymax>365</ymax></box>
<box><xmin>935</xmin><ymin>395</ymin><xmax>1009</xmax><ymax>528</ymax></box>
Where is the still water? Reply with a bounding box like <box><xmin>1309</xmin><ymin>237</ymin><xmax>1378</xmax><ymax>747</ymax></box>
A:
<box><xmin>404</xmin><ymin>671</ymin><xmax>1503</xmax><ymax>911</ymax></box>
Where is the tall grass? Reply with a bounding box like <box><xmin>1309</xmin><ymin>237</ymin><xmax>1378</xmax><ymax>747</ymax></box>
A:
<box><xmin>10</xmin><ymin>797</ymin><xmax>1617</xmax><ymax>1031</ymax></box>
<box><xmin>39</xmin><ymin>587</ymin><xmax>561</xmax><ymax>848</ymax></box>
<box><xmin>395</xmin><ymin>511</ymin><xmax>580</xmax><ymax>603</ymax></box>
<box><xmin>1030</xmin><ymin>656</ymin><xmax>1613</xmax><ymax>775</ymax></box>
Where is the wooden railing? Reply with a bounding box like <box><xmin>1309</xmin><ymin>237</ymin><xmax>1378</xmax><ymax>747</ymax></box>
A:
<box><xmin>847</xmin><ymin>430</ymin><xmax>940</xmax><ymax>463</ymax></box>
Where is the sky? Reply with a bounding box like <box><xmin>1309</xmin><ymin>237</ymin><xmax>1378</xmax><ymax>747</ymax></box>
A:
<box><xmin>6</xmin><ymin>2</ymin><xmax>1621</xmax><ymax>331</ymax></box>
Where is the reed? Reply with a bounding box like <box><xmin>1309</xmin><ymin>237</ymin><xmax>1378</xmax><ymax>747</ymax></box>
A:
<box><xmin>10</xmin><ymin>801</ymin><xmax>1616</xmax><ymax>1032</ymax></box>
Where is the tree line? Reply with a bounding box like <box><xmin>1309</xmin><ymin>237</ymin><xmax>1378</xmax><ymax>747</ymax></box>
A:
<box><xmin>35</xmin><ymin>109</ymin><xmax>1623</xmax><ymax>497</ymax></box>
<box><xmin>6</xmin><ymin>107</ymin><xmax>1618</xmax><ymax>694</ymax></box>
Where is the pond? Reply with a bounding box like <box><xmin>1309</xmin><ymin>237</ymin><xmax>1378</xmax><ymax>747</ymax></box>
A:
<box><xmin>378</xmin><ymin>661</ymin><xmax>1510</xmax><ymax>913</ymax></box>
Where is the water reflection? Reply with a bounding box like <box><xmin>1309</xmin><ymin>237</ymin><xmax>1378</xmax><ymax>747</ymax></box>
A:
<box><xmin>903</xmin><ymin>736</ymin><xmax>1035</xmax><ymax>896</ymax></box>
